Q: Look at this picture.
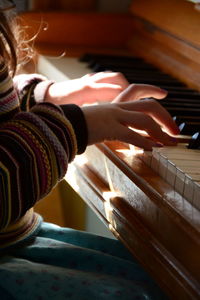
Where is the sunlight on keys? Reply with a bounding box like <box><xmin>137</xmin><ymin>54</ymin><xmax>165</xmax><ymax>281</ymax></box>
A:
<box><xmin>103</xmin><ymin>191</ymin><xmax>117</xmax><ymax>202</ymax></box>
<box><xmin>74</xmin><ymin>155</ymin><xmax>88</xmax><ymax>167</ymax></box>
<box><xmin>104</xmin><ymin>156</ymin><xmax>115</xmax><ymax>193</ymax></box>
<box><xmin>116</xmin><ymin>144</ymin><xmax>144</xmax><ymax>156</ymax></box>
<box><xmin>65</xmin><ymin>164</ymin><xmax>80</xmax><ymax>192</ymax></box>
<box><xmin>129</xmin><ymin>144</ymin><xmax>144</xmax><ymax>154</ymax></box>
<box><xmin>65</xmin><ymin>155</ymin><xmax>88</xmax><ymax>191</ymax></box>
<box><xmin>103</xmin><ymin>192</ymin><xmax>115</xmax><ymax>224</ymax></box>
<box><xmin>103</xmin><ymin>191</ymin><xmax>120</xmax><ymax>230</ymax></box>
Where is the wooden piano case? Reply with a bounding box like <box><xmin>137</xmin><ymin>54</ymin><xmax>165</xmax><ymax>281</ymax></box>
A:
<box><xmin>66</xmin><ymin>1</ymin><xmax>200</xmax><ymax>297</ymax></box>
<box><xmin>21</xmin><ymin>0</ymin><xmax>200</xmax><ymax>298</ymax></box>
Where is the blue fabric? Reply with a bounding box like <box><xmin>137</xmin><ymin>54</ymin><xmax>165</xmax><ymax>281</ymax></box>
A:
<box><xmin>0</xmin><ymin>222</ymin><xmax>168</xmax><ymax>300</ymax></box>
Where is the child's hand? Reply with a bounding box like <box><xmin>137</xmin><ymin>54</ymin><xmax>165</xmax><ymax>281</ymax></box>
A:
<box><xmin>45</xmin><ymin>72</ymin><xmax>129</xmax><ymax>105</ymax></box>
<box><xmin>45</xmin><ymin>72</ymin><xmax>167</xmax><ymax>106</ymax></box>
<box><xmin>82</xmin><ymin>98</ymin><xmax>179</xmax><ymax>151</ymax></box>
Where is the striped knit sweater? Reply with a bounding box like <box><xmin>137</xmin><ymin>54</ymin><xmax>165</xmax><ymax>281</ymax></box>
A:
<box><xmin>0</xmin><ymin>58</ymin><xmax>88</xmax><ymax>249</ymax></box>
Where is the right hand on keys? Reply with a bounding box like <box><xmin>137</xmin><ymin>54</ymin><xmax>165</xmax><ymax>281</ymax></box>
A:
<box><xmin>82</xmin><ymin>86</ymin><xmax>180</xmax><ymax>150</ymax></box>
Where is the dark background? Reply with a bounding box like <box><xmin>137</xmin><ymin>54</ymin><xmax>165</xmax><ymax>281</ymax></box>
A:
<box><xmin>15</xmin><ymin>0</ymin><xmax>28</xmax><ymax>11</ymax></box>
<box><xmin>14</xmin><ymin>0</ymin><xmax>131</xmax><ymax>12</ymax></box>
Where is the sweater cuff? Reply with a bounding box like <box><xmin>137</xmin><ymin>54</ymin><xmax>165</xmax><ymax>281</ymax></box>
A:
<box><xmin>60</xmin><ymin>104</ymin><xmax>88</xmax><ymax>154</ymax></box>
<box><xmin>34</xmin><ymin>80</ymin><xmax>55</xmax><ymax>103</ymax></box>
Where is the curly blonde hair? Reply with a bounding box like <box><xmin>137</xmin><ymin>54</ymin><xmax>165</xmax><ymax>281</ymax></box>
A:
<box><xmin>0</xmin><ymin>2</ymin><xmax>34</xmax><ymax>76</ymax></box>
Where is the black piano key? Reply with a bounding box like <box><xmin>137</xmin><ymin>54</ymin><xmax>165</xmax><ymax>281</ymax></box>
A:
<box><xmin>80</xmin><ymin>53</ymin><xmax>144</xmax><ymax>64</ymax></box>
<box><xmin>79</xmin><ymin>53</ymin><xmax>94</xmax><ymax>62</ymax></box>
<box><xmin>188</xmin><ymin>132</ymin><xmax>200</xmax><ymax>149</ymax></box>
<box><xmin>161</xmin><ymin>98</ymin><xmax>200</xmax><ymax>104</ymax></box>
<box><xmin>160</xmin><ymin>101</ymin><xmax>200</xmax><ymax>108</ymax></box>
<box><xmin>173</xmin><ymin>116</ymin><xmax>200</xmax><ymax>126</ymax></box>
<box><xmin>167</xmin><ymin>107</ymin><xmax>200</xmax><ymax>116</ymax></box>
<box><xmin>91</xmin><ymin>64</ymin><xmax>162</xmax><ymax>75</ymax></box>
<box><xmin>119</xmin><ymin>72</ymin><xmax>180</xmax><ymax>81</ymax></box>
<box><xmin>179</xmin><ymin>122</ymin><xmax>200</xmax><ymax>135</ymax></box>
<box><xmin>89</xmin><ymin>60</ymin><xmax>159</xmax><ymax>71</ymax></box>
<box><xmin>160</xmin><ymin>86</ymin><xmax>196</xmax><ymax>92</ymax></box>
<box><xmin>91</xmin><ymin>63</ymin><xmax>162</xmax><ymax>74</ymax></box>
<box><xmin>90</xmin><ymin>65</ymin><xmax>186</xmax><ymax>87</ymax></box>
<box><xmin>84</xmin><ymin>53</ymin><xmax>193</xmax><ymax>90</ymax></box>
<box><xmin>121</xmin><ymin>74</ymin><xmax>186</xmax><ymax>87</ymax></box>
<box><xmin>168</xmin><ymin>91</ymin><xmax>200</xmax><ymax>99</ymax></box>
<box><xmin>81</xmin><ymin>53</ymin><xmax>200</xmax><ymax>128</ymax></box>
<box><xmin>126</xmin><ymin>78</ymin><xmax>185</xmax><ymax>87</ymax></box>
<box><xmin>90</xmin><ymin>66</ymin><xmax>174</xmax><ymax>81</ymax></box>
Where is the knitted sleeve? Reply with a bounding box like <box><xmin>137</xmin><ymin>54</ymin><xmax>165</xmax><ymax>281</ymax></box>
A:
<box><xmin>0</xmin><ymin>59</ymin><xmax>83</xmax><ymax>230</ymax></box>
<box><xmin>14</xmin><ymin>73</ymin><xmax>88</xmax><ymax>154</ymax></box>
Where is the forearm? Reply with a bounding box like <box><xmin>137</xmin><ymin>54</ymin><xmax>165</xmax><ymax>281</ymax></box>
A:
<box><xmin>0</xmin><ymin>65</ymin><xmax>88</xmax><ymax>231</ymax></box>
<box><xmin>0</xmin><ymin>103</ymin><xmax>76</xmax><ymax>229</ymax></box>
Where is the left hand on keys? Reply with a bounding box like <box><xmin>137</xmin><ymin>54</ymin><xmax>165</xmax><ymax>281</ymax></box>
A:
<box><xmin>45</xmin><ymin>72</ymin><xmax>167</xmax><ymax>105</ymax></box>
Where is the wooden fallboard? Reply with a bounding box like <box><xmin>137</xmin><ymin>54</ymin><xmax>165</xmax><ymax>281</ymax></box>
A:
<box><xmin>128</xmin><ymin>0</ymin><xmax>200</xmax><ymax>91</ymax></box>
<box><xmin>66</xmin><ymin>142</ymin><xmax>200</xmax><ymax>299</ymax></box>
<box><xmin>19</xmin><ymin>12</ymin><xmax>134</xmax><ymax>57</ymax></box>
<box><xmin>130</xmin><ymin>0</ymin><xmax>200</xmax><ymax>48</ymax></box>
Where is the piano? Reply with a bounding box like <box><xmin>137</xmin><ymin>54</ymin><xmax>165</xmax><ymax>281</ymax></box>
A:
<box><xmin>22</xmin><ymin>0</ymin><xmax>200</xmax><ymax>298</ymax></box>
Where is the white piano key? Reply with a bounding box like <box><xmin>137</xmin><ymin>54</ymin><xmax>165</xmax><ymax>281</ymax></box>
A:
<box><xmin>151</xmin><ymin>148</ymin><xmax>161</xmax><ymax>173</ymax></box>
<box><xmin>186</xmin><ymin>174</ymin><xmax>200</xmax><ymax>181</ymax></box>
<box><xmin>155</xmin><ymin>144</ymin><xmax>188</xmax><ymax>153</ymax></box>
<box><xmin>142</xmin><ymin>150</ymin><xmax>152</xmax><ymax>166</ymax></box>
<box><xmin>158</xmin><ymin>154</ymin><xmax>168</xmax><ymax>179</ymax></box>
<box><xmin>183</xmin><ymin>174</ymin><xmax>195</xmax><ymax>202</ymax></box>
<box><xmin>166</xmin><ymin>161</ymin><xmax>177</xmax><ymax>187</ymax></box>
<box><xmin>153</xmin><ymin>147</ymin><xmax>200</xmax><ymax>207</ymax></box>
<box><xmin>176</xmin><ymin>166</ymin><xmax>200</xmax><ymax>175</ymax></box>
<box><xmin>183</xmin><ymin>174</ymin><xmax>200</xmax><ymax>209</ymax></box>
<box><xmin>193</xmin><ymin>182</ymin><xmax>200</xmax><ymax>210</ymax></box>
<box><xmin>163</xmin><ymin>153</ymin><xmax>200</xmax><ymax>161</ymax></box>
<box><xmin>167</xmin><ymin>157</ymin><xmax>200</xmax><ymax>195</ymax></box>
<box><xmin>175</xmin><ymin>168</ymin><xmax>186</xmax><ymax>195</ymax></box>
<box><xmin>168</xmin><ymin>159</ymin><xmax>200</xmax><ymax>169</ymax></box>
<box><xmin>156</xmin><ymin>144</ymin><xmax>200</xmax><ymax>157</ymax></box>
<box><xmin>155</xmin><ymin>144</ymin><xmax>200</xmax><ymax>157</ymax></box>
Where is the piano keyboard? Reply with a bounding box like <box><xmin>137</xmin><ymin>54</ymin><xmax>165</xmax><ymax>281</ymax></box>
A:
<box><xmin>142</xmin><ymin>145</ymin><xmax>200</xmax><ymax>210</ymax></box>
<box><xmin>78</xmin><ymin>53</ymin><xmax>200</xmax><ymax>210</ymax></box>
<box><xmin>37</xmin><ymin>53</ymin><xmax>200</xmax><ymax>210</ymax></box>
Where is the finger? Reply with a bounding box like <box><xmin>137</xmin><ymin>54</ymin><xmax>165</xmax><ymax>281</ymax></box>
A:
<box><xmin>118</xmin><ymin>110</ymin><xmax>177</xmax><ymax>146</ymax></box>
<box><xmin>114</xmin><ymin>124</ymin><xmax>159</xmax><ymax>150</ymax></box>
<box><xmin>113</xmin><ymin>84</ymin><xmax>167</xmax><ymax>103</ymax></box>
<box><xmin>117</xmin><ymin>99</ymin><xmax>180</xmax><ymax>136</ymax></box>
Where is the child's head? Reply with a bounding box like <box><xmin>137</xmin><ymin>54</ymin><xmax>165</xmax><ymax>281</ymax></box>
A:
<box><xmin>0</xmin><ymin>1</ymin><xmax>18</xmax><ymax>75</ymax></box>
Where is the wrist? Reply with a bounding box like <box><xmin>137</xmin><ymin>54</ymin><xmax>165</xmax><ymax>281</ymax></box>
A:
<box><xmin>60</xmin><ymin>104</ymin><xmax>88</xmax><ymax>154</ymax></box>
<box><xmin>34</xmin><ymin>80</ymin><xmax>55</xmax><ymax>103</ymax></box>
